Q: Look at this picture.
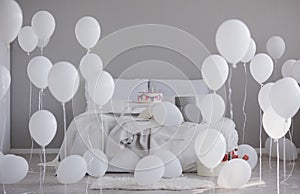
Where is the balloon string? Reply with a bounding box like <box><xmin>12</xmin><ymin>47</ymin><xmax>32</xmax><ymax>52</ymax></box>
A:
<box><xmin>242</xmin><ymin>63</ymin><xmax>248</xmax><ymax>144</ymax></box>
<box><xmin>0</xmin><ymin>97</ymin><xmax>7</xmax><ymax>152</ymax></box>
<box><xmin>281</xmin><ymin>130</ymin><xmax>295</xmax><ymax>184</ymax></box>
<box><xmin>41</xmin><ymin>46</ymin><xmax>43</xmax><ymax>56</ymax></box>
<box><xmin>62</xmin><ymin>103</ymin><xmax>67</xmax><ymax>159</ymax></box>
<box><xmin>276</xmin><ymin>140</ymin><xmax>280</xmax><ymax>194</ymax></box>
<box><xmin>39</xmin><ymin>149</ymin><xmax>44</xmax><ymax>194</ymax></box>
<box><xmin>85</xmin><ymin>176</ymin><xmax>90</xmax><ymax>194</ymax></box>
<box><xmin>269</xmin><ymin>138</ymin><xmax>273</xmax><ymax>169</ymax></box>
<box><xmin>283</xmin><ymin>136</ymin><xmax>286</xmax><ymax>180</ymax></box>
<box><xmin>0</xmin><ymin>44</ymin><xmax>8</xmax><ymax>151</ymax></box>
<box><xmin>43</xmin><ymin>147</ymin><xmax>46</xmax><ymax>183</ymax></box>
<box><xmin>227</xmin><ymin>66</ymin><xmax>233</xmax><ymax>120</ymax></box>
<box><xmin>210</xmin><ymin>168</ymin><xmax>215</xmax><ymax>194</ymax></box>
<box><xmin>259</xmin><ymin>102</ymin><xmax>263</xmax><ymax>183</ymax></box>
<box><xmin>64</xmin><ymin>184</ymin><xmax>67</xmax><ymax>194</ymax></box>
<box><xmin>28</xmin><ymin>52</ymin><xmax>34</xmax><ymax>172</ymax></box>
<box><xmin>274</xmin><ymin>60</ymin><xmax>278</xmax><ymax>80</ymax></box>
<box><xmin>38</xmin><ymin>89</ymin><xmax>42</xmax><ymax>110</ymax></box>
<box><xmin>1</xmin><ymin>99</ymin><xmax>7</xmax><ymax>194</ymax></box>
<box><xmin>2</xmin><ymin>184</ymin><xmax>6</xmax><ymax>194</ymax></box>
<box><xmin>100</xmin><ymin>107</ymin><xmax>103</xmax><ymax>194</ymax></box>
<box><xmin>291</xmin><ymin>119</ymin><xmax>294</xmax><ymax>137</ymax></box>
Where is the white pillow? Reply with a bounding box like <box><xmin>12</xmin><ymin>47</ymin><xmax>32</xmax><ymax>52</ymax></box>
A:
<box><xmin>85</xmin><ymin>79</ymin><xmax>149</xmax><ymax>113</ymax></box>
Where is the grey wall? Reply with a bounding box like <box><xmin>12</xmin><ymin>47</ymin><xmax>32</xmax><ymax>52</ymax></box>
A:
<box><xmin>11</xmin><ymin>0</ymin><xmax>300</xmax><ymax>149</ymax></box>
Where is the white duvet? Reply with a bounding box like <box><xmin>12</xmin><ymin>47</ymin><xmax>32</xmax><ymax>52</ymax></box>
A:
<box><xmin>58</xmin><ymin>112</ymin><xmax>238</xmax><ymax>172</ymax></box>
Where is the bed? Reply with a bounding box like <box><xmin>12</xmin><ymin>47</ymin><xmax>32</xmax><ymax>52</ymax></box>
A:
<box><xmin>57</xmin><ymin>76</ymin><xmax>238</xmax><ymax>173</ymax></box>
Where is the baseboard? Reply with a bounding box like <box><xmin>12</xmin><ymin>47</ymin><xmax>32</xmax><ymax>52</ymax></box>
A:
<box><xmin>10</xmin><ymin>148</ymin><xmax>59</xmax><ymax>154</ymax></box>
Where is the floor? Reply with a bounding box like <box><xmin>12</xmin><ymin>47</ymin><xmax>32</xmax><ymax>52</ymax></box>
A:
<box><xmin>0</xmin><ymin>154</ymin><xmax>299</xmax><ymax>194</ymax></box>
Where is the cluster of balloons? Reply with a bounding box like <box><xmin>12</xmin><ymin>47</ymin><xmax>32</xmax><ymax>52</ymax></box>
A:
<box><xmin>18</xmin><ymin>10</ymin><xmax>55</xmax><ymax>54</ymax></box>
<box><xmin>55</xmin><ymin>16</ymin><xmax>114</xmax><ymax>185</ymax></box>
<box><xmin>74</xmin><ymin>16</ymin><xmax>116</xmax><ymax>108</ymax></box>
<box><xmin>248</xmin><ymin>36</ymin><xmax>285</xmax><ymax>85</ymax></box>
<box><xmin>253</xmin><ymin>36</ymin><xmax>300</xmax><ymax>141</ymax></box>
<box><xmin>57</xmin><ymin>149</ymin><xmax>108</xmax><ymax>185</ymax></box>
<box><xmin>260</xmin><ymin>77</ymin><xmax>300</xmax><ymax>140</ymax></box>
<box><xmin>134</xmin><ymin>149</ymin><xmax>182</xmax><ymax>186</ymax></box>
<box><xmin>195</xmin><ymin>19</ymin><xmax>264</xmax><ymax>189</ymax></box>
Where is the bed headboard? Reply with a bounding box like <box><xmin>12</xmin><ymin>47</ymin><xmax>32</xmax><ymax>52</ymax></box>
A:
<box><xmin>71</xmin><ymin>60</ymin><xmax>211</xmax><ymax>116</ymax></box>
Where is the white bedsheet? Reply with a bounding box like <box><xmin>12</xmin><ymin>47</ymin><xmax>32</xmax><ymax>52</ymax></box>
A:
<box><xmin>58</xmin><ymin>112</ymin><xmax>238</xmax><ymax>172</ymax></box>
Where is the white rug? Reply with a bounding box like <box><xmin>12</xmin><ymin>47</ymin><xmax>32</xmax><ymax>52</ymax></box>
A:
<box><xmin>89</xmin><ymin>176</ymin><xmax>215</xmax><ymax>191</ymax></box>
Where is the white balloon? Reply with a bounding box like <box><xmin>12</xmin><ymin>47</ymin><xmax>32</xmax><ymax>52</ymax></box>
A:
<box><xmin>57</xmin><ymin>155</ymin><xmax>87</xmax><ymax>184</ymax></box>
<box><xmin>80</xmin><ymin>53</ymin><xmax>103</xmax><ymax>80</ymax></box>
<box><xmin>0</xmin><ymin>155</ymin><xmax>28</xmax><ymax>184</ymax></box>
<box><xmin>250</xmin><ymin>53</ymin><xmax>273</xmax><ymax>84</ymax></box>
<box><xmin>199</xmin><ymin>93</ymin><xmax>225</xmax><ymax>123</ymax></box>
<box><xmin>48</xmin><ymin>61</ymin><xmax>80</xmax><ymax>103</ymax></box>
<box><xmin>134</xmin><ymin>155</ymin><xmax>165</xmax><ymax>186</ymax></box>
<box><xmin>218</xmin><ymin>159</ymin><xmax>251</xmax><ymax>188</ymax></box>
<box><xmin>0</xmin><ymin>0</ymin><xmax>23</xmax><ymax>43</ymax></box>
<box><xmin>195</xmin><ymin>129</ymin><xmax>226</xmax><ymax>169</ymax></box>
<box><xmin>31</xmin><ymin>10</ymin><xmax>56</xmax><ymax>40</ymax></box>
<box><xmin>153</xmin><ymin>150</ymin><xmax>182</xmax><ymax>178</ymax></box>
<box><xmin>292</xmin><ymin>60</ymin><xmax>300</xmax><ymax>84</ymax></box>
<box><xmin>270</xmin><ymin>77</ymin><xmax>300</xmax><ymax>118</ymax></box>
<box><xmin>29</xmin><ymin>110</ymin><xmax>57</xmax><ymax>147</ymax></box>
<box><xmin>258</xmin><ymin>82</ymin><xmax>274</xmax><ymax>112</ymax></box>
<box><xmin>83</xmin><ymin>148</ymin><xmax>108</xmax><ymax>177</ymax></box>
<box><xmin>266</xmin><ymin>36</ymin><xmax>285</xmax><ymax>60</ymax></box>
<box><xmin>18</xmin><ymin>26</ymin><xmax>38</xmax><ymax>53</ymax></box>
<box><xmin>265</xmin><ymin>137</ymin><xmax>298</xmax><ymax>161</ymax></box>
<box><xmin>183</xmin><ymin>103</ymin><xmax>202</xmax><ymax>123</ymax></box>
<box><xmin>281</xmin><ymin>59</ymin><xmax>296</xmax><ymax>78</ymax></box>
<box><xmin>27</xmin><ymin>56</ymin><xmax>53</xmax><ymax>89</ymax></box>
<box><xmin>88</xmin><ymin>71</ymin><xmax>114</xmax><ymax>106</ymax></box>
<box><xmin>75</xmin><ymin>16</ymin><xmax>101</xmax><ymax>49</ymax></box>
<box><xmin>216</xmin><ymin>19</ymin><xmax>251</xmax><ymax>66</ymax></box>
<box><xmin>37</xmin><ymin>38</ymin><xmax>50</xmax><ymax>49</ymax></box>
<box><xmin>151</xmin><ymin>101</ymin><xmax>183</xmax><ymax>126</ymax></box>
<box><xmin>241</xmin><ymin>38</ymin><xmax>256</xmax><ymax>63</ymax></box>
<box><xmin>263</xmin><ymin>107</ymin><xmax>291</xmax><ymax>140</ymax></box>
<box><xmin>0</xmin><ymin>65</ymin><xmax>11</xmax><ymax>100</ymax></box>
<box><xmin>201</xmin><ymin>55</ymin><xmax>229</xmax><ymax>91</ymax></box>
<box><xmin>238</xmin><ymin>144</ymin><xmax>258</xmax><ymax>169</ymax></box>
<box><xmin>109</xmin><ymin>148</ymin><xmax>141</xmax><ymax>171</ymax></box>
<box><xmin>205</xmin><ymin>117</ymin><xmax>238</xmax><ymax>152</ymax></box>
